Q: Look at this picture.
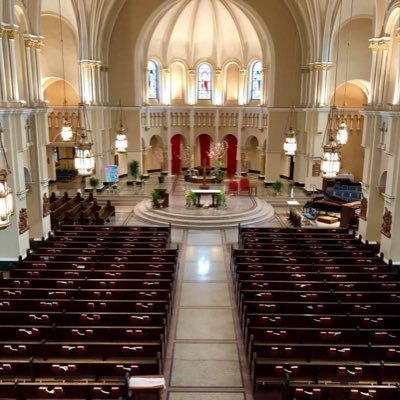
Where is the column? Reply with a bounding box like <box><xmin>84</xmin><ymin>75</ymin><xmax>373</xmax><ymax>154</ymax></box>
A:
<box><xmin>316</xmin><ymin>63</ymin><xmax>332</xmax><ymax>107</ymax></box>
<box><xmin>236</xmin><ymin>109</ymin><xmax>243</xmax><ymax>174</ymax></box>
<box><xmin>34</xmin><ymin>39</ymin><xmax>44</xmax><ymax>102</ymax></box>
<box><xmin>188</xmin><ymin>69</ymin><xmax>196</xmax><ymax>105</ymax></box>
<box><xmin>24</xmin><ymin>38</ymin><xmax>34</xmax><ymax>103</ymax></box>
<box><xmin>214</xmin><ymin>68</ymin><xmax>222</xmax><ymax>105</ymax></box>
<box><xmin>143</xmin><ymin>67</ymin><xmax>149</xmax><ymax>105</ymax></box>
<box><xmin>165</xmin><ymin>109</ymin><xmax>171</xmax><ymax>173</ymax></box>
<box><xmin>238</xmin><ymin>68</ymin><xmax>247</xmax><ymax>105</ymax></box>
<box><xmin>162</xmin><ymin>68</ymin><xmax>171</xmax><ymax>105</ymax></box>
<box><xmin>357</xmin><ymin>113</ymin><xmax>383</xmax><ymax>243</ymax></box>
<box><xmin>368</xmin><ymin>39</ymin><xmax>379</xmax><ymax>105</ymax></box>
<box><xmin>5</xmin><ymin>28</ymin><xmax>19</xmax><ymax>101</ymax></box>
<box><xmin>300</xmin><ymin>66</ymin><xmax>309</xmax><ymax>106</ymax></box>
<box><xmin>377</xmin><ymin>37</ymin><xmax>391</xmax><ymax>106</ymax></box>
<box><xmin>0</xmin><ymin>28</ymin><xmax>8</xmax><ymax>102</ymax></box>
<box><xmin>392</xmin><ymin>30</ymin><xmax>400</xmax><ymax>104</ymax></box>
<box><xmin>260</xmin><ymin>67</ymin><xmax>268</xmax><ymax>106</ymax></box>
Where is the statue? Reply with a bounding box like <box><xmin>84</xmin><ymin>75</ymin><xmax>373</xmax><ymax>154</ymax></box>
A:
<box><xmin>380</xmin><ymin>207</ymin><xmax>392</xmax><ymax>238</ymax></box>
<box><xmin>19</xmin><ymin>208</ymin><xmax>29</xmax><ymax>234</ymax></box>
<box><xmin>360</xmin><ymin>196</ymin><xmax>368</xmax><ymax>221</ymax></box>
<box><xmin>42</xmin><ymin>193</ymin><xmax>51</xmax><ymax>217</ymax></box>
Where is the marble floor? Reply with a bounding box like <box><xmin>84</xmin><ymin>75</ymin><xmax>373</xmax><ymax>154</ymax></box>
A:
<box><xmin>40</xmin><ymin>174</ymin><xmax>337</xmax><ymax>400</ymax></box>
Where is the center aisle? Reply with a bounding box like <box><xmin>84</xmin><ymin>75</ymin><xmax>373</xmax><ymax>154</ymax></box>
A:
<box><xmin>164</xmin><ymin>228</ymin><xmax>253</xmax><ymax>400</ymax></box>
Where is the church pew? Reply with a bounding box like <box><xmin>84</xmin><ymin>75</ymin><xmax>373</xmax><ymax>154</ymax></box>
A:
<box><xmin>0</xmin><ymin>287</ymin><xmax>172</xmax><ymax>301</ymax></box>
<box><xmin>9</xmin><ymin>268</ymin><xmax>175</xmax><ymax>280</ymax></box>
<box><xmin>244</xmin><ymin>326</ymin><xmax>400</xmax><ymax>349</ymax></box>
<box><xmin>0</xmin><ymin>298</ymin><xmax>170</xmax><ymax>313</ymax></box>
<box><xmin>238</xmin><ymin>290</ymin><xmax>400</xmax><ymax>306</ymax></box>
<box><xmin>233</xmin><ymin>265</ymin><xmax>391</xmax><ymax>277</ymax></box>
<box><xmin>0</xmin><ymin>358</ymin><xmax>161</xmax><ymax>381</ymax></box>
<box><xmin>244</xmin><ymin>313</ymin><xmax>400</xmax><ymax>330</ymax></box>
<box><xmin>251</xmin><ymin>358</ymin><xmax>400</xmax><ymax>388</ymax></box>
<box><xmin>286</xmin><ymin>384</ymin><xmax>400</xmax><ymax>400</ymax></box>
<box><xmin>0</xmin><ymin>311</ymin><xmax>167</xmax><ymax>327</ymax></box>
<box><xmin>59</xmin><ymin>224</ymin><xmax>170</xmax><ymax>233</ymax></box>
<box><xmin>0</xmin><ymin>381</ymin><xmax>128</xmax><ymax>400</ymax></box>
<box><xmin>4</xmin><ymin>277</ymin><xmax>173</xmax><ymax>290</ymax></box>
<box><xmin>248</xmin><ymin>340</ymin><xmax>400</xmax><ymax>365</ymax></box>
<box><xmin>240</xmin><ymin>301</ymin><xmax>400</xmax><ymax>320</ymax></box>
<box><xmin>0</xmin><ymin>324</ymin><xmax>166</xmax><ymax>342</ymax></box>
<box><xmin>17</xmin><ymin>260</ymin><xmax>177</xmax><ymax>272</ymax></box>
<box><xmin>236</xmin><ymin>280</ymin><xmax>399</xmax><ymax>293</ymax></box>
<box><xmin>0</xmin><ymin>340</ymin><xmax>163</xmax><ymax>360</ymax></box>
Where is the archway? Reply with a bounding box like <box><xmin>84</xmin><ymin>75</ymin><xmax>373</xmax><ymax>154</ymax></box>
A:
<box><xmin>171</xmin><ymin>134</ymin><xmax>183</xmax><ymax>174</ymax></box>
<box><xmin>224</xmin><ymin>134</ymin><xmax>237</xmax><ymax>176</ymax></box>
<box><xmin>198</xmin><ymin>134</ymin><xmax>211</xmax><ymax>167</ymax></box>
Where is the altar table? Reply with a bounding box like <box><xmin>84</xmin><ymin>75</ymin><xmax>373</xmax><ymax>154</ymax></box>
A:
<box><xmin>192</xmin><ymin>189</ymin><xmax>221</xmax><ymax>207</ymax></box>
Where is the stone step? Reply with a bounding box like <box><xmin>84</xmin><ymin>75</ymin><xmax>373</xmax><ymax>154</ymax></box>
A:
<box><xmin>133</xmin><ymin>198</ymin><xmax>275</xmax><ymax>229</ymax></box>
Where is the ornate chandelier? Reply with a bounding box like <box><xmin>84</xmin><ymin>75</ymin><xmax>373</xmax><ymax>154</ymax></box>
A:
<box><xmin>74</xmin><ymin>106</ymin><xmax>95</xmax><ymax>176</ymax></box>
<box><xmin>114</xmin><ymin>103</ymin><xmax>128</xmax><ymax>153</ymax></box>
<box><xmin>321</xmin><ymin>137</ymin><xmax>341</xmax><ymax>178</ymax></box>
<box><xmin>283</xmin><ymin>107</ymin><xmax>297</xmax><ymax>156</ymax></box>
<box><xmin>58</xmin><ymin>0</ymin><xmax>73</xmax><ymax>142</ymax></box>
<box><xmin>208</xmin><ymin>140</ymin><xmax>228</xmax><ymax>160</ymax></box>
<box><xmin>0</xmin><ymin>125</ymin><xmax>14</xmax><ymax>229</ymax></box>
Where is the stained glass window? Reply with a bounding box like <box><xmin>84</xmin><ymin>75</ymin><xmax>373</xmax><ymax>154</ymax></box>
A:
<box><xmin>147</xmin><ymin>60</ymin><xmax>159</xmax><ymax>99</ymax></box>
<box><xmin>198</xmin><ymin>63</ymin><xmax>212</xmax><ymax>100</ymax></box>
<box><xmin>251</xmin><ymin>61</ymin><xmax>262</xmax><ymax>100</ymax></box>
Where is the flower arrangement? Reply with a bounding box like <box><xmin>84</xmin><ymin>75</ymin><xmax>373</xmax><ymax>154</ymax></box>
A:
<box><xmin>185</xmin><ymin>189</ymin><xmax>197</xmax><ymax>207</ymax></box>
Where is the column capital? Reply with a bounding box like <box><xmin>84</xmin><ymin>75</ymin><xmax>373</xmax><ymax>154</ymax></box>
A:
<box><xmin>308</xmin><ymin>62</ymin><xmax>332</xmax><ymax>71</ymax></box>
<box><xmin>6</xmin><ymin>29</ymin><xmax>16</xmax><ymax>40</ymax></box>
<box><xmin>369</xmin><ymin>38</ymin><xmax>380</xmax><ymax>51</ymax></box>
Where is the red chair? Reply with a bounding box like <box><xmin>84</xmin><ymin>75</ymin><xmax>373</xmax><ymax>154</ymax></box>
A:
<box><xmin>228</xmin><ymin>180</ymin><xmax>238</xmax><ymax>195</ymax></box>
<box><xmin>239</xmin><ymin>177</ymin><xmax>250</xmax><ymax>194</ymax></box>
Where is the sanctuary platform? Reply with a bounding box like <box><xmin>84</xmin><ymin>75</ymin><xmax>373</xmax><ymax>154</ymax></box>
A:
<box><xmin>134</xmin><ymin>190</ymin><xmax>275</xmax><ymax>229</ymax></box>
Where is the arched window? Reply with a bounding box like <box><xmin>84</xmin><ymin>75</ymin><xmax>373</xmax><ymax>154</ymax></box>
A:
<box><xmin>250</xmin><ymin>61</ymin><xmax>262</xmax><ymax>100</ymax></box>
<box><xmin>147</xmin><ymin>60</ymin><xmax>159</xmax><ymax>100</ymax></box>
<box><xmin>198</xmin><ymin>62</ymin><xmax>212</xmax><ymax>100</ymax></box>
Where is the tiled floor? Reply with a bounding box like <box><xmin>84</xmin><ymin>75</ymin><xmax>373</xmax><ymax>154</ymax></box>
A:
<box><xmin>42</xmin><ymin>174</ymin><xmax>334</xmax><ymax>400</ymax></box>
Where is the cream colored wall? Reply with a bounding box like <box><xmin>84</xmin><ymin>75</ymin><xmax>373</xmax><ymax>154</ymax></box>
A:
<box><xmin>332</xmin><ymin>18</ymin><xmax>372</xmax><ymax>99</ymax></box>
<box><xmin>41</xmin><ymin>15</ymin><xmax>79</xmax><ymax>95</ymax></box>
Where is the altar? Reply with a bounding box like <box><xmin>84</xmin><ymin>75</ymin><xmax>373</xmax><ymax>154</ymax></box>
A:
<box><xmin>192</xmin><ymin>189</ymin><xmax>221</xmax><ymax>207</ymax></box>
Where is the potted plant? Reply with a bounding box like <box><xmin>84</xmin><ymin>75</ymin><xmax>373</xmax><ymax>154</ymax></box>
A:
<box><xmin>185</xmin><ymin>190</ymin><xmax>197</xmax><ymax>208</ymax></box>
<box><xmin>215</xmin><ymin>168</ymin><xmax>224</xmax><ymax>183</ymax></box>
<box><xmin>127</xmin><ymin>160</ymin><xmax>140</xmax><ymax>185</ymax></box>
<box><xmin>89</xmin><ymin>176</ymin><xmax>99</xmax><ymax>191</ymax></box>
<box><xmin>150</xmin><ymin>190</ymin><xmax>161</xmax><ymax>208</ymax></box>
<box><xmin>215</xmin><ymin>191</ymin><xmax>226</xmax><ymax>208</ymax></box>
<box><xmin>272</xmin><ymin>180</ymin><xmax>282</xmax><ymax>196</ymax></box>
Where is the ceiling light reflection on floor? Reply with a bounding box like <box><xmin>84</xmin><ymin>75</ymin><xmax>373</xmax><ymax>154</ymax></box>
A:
<box><xmin>197</xmin><ymin>257</ymin><xmax>210</xmax><ymax>276</ymax></box>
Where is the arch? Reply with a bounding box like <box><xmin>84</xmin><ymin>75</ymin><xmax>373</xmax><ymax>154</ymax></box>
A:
<box><xmin>223</xmin><ymin>134</ymin><xmax>238</xmax><ymax>176</ymax></box>
<box><xmin>133</xmin><ymin>0</ymin><xmax>274</xmax><ymax>105</ymax></box>
<box><xmin>43</xmin><ymin>78</ymin><xmax>79</xmax><ymax>106</ymax></box>
<box><xmin>147</xmin><ymin>59</ymin><xmax>160</xmax><ymax>101</ymax></box>
<box><xmin>197</xmin><ymin>62</ymin><xmax>213</xmax><ymax>100</ymax></box>
<box><xmin>332</xmin><ymin>80</ymin><xmax>369</xmax><ymax>108</ymax></box>
<box><xmin>224</xmin><ymin>62</ymin><xmax>240</xmax><ymax>105</ymax></box>
<box><xmin>197</xmin><ymin>133</ymin><xmax>211</xmax><ymax>167</ymax></box>
<box><xmin>171</xmin><ymin>134</ymin><xmax>184</xmax><ymax>174</ymax></box>
<box><xmin>170</xmin><ymin>60</ymin><xmax>186</xmax><ymax>105</ymax></box>
<box><xmin>149</xmin><ymin>135</ymin><xmax>166</xmax><ymax>171</ymax></box>
<box><xmin>249</xmin><ymin>60</ymin><xmax>262</xmax><ymax>101</ymax></box>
